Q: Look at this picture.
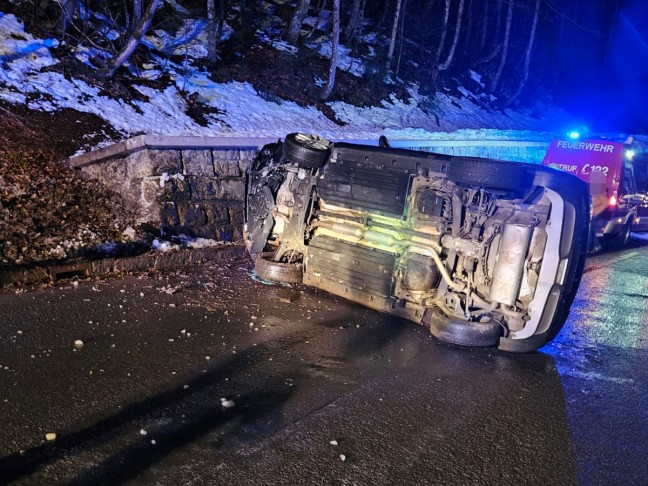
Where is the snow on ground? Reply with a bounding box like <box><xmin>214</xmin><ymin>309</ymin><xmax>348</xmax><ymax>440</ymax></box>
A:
<box><xmin>0</xmin><ymin>12</ymin><xmax>570</xmax><ymax>147</ymax></box>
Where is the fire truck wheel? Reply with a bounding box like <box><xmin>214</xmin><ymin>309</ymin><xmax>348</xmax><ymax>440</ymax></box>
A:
<box><xmin>602</xmin><ymin>222</ymin><xmax>631</xmax><ymax>251</ymax></box>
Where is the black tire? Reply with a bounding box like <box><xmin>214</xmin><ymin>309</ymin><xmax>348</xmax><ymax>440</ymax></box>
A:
<box><xmin>429</xmin><ymin>310</ymin><xmax>502</xmax><ymax>347</ymax></box>
<box><xmin>602</xmin><ymin>222</ymin><xmax>631</xmax><ymax>251</ymax></box>
<box><xmin>254</xmin><ymin>252</ymin><xmax>303</xmax><ymax>284</ymax></box>
<box><xmin>284</xmin><ymin>133</ymin><xmax>331</xmax><ymax>169</ymax></box>
<box><xmin>447</xmin><ymin>157</ymin><xmax>533</xmax><ymax>192</ymax></box>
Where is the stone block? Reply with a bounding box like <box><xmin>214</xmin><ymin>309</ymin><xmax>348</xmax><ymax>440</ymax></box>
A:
<box><xmin>160</xmin><ymin>202</ymin><xmax>180</xmax><ymax>228</ymax></box>
<box><xmin>212</xmin><ymin>149</ymin><xmax>252</xmax><ymax>160</ymax></box>
<box><xmin>213</xmin><ymin>159</ymin><xmax>241</xmax><ymax>177</ymax></box>
<box><xmin>183</xmin><ymin>150</ymin><xmax>214</xmax><ymax>176</ymax></box>
<box><xmin>238</xmin><ymin>159</ymin><xmax>251</xmax><ymax>174</ymax></box>
<box><xmin>92</xmin><ymin>259</ymin><xmax>116</xmax><ymax>275</ymax></box>
<box><xmin>141</xmin><ymin>176</ymin><xmax>191</xmax><ymax>204</ymax></box>
<box><xmin>114</xmin><ymin>255</ymin><xmax>157</xmax><ymax>273</ymax></box>
<box><xmin>22</xmin><ymin>267</ymin><xmax>51</xmax><ymax>285</ymax></box>
<box><xmin>188</xmin><ymin>177</ymin><xmax>219</xmax><ymax>200</ymax></box>
<box><xmin>204</xmin><ymin>202</ymin><xmax>231</xmax><ymax>224</ymax></box>
<box><xmin>190</xmin><ymin>248</ymin><xmax>220</xmax><ymax>264</ymax></box>
<box><xmin>216</xmin><ymin>225</ymin><xmax>243</xmax><ymax>242</ymax></box>
<box><xmin>216</xmin><ymin>179</ymin><xmax>246</xmax><ymax>201</ymax></box>
<box><xmin>186</xmin><ymin>225</ymin><xmax>219</xmax><ymax>239</ymax></box>
<box><xmin>156</xmin><ymin>250</ymin><xmax>191</xmax><ymax>268</ymax></box>
<box><xmin>101</xmin><ymin>159</ymin><xmax>128</xmax><ymax>182</ymax></box>
<box><xmin>177</xmin><ymin>202</ymin><xmax>207</xmax><ymax>227</ymax></box>
<box><xmin>162</xmin><ymin>177</ymin><xmax>191</xmax><ymax>201</ymax></box>
<box><xmin>228</xmin><ymin>204</ymin><xmax>245</xmax><ymax>225</ymax></box>
<box><xmin>126</xmin><ymin>149</ymin><xmax>182</xmax><ymax>179</ymax></box>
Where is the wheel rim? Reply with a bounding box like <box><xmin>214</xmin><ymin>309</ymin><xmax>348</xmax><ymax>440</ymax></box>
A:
<box><xmin>294</xmin><ymin>133</ymin><xmax>330</xmax><ymax>151</ymax></box>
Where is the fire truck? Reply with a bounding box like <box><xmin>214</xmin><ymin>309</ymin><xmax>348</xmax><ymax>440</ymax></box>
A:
<box><xmin>542</xmin><ymin>137</ymin><xmax>648</xmax><ymax>250</ymax></box>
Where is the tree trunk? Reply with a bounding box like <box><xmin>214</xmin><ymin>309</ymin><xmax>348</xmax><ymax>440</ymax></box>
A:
<box><xmin>480</xmin><ymin>0</ymin><xmax>488</xmax><ymax>50</ymax></box>
<box><xmin>58</xmin><ymin>0</ymin><xmax>79</xmax><ymax>37</ymax></box>
<box><xmin>344</xmin><ymin>0</ymin><xmax>362</xmax><ymax>43</ymax></box>
<box><xmin>217</xmin><ymin>0</ymin><xmax>225</xmax><ymax>45</ymax></box>
<box><xmin>287</xmin><ymin>0</ymin><xmax>312</xmax><ymax>45</ymax></box>
<box><xmin>506</xmin><ymin>0</ymin><xmax>540</xmax><ymax>105</ymax></box>
<box><xmin>321</xmin><ymin>0</ymin><xmax>340</xmax><ymax>100</ymax></box>
<box><xmin>377</xmin><ymin>0</ymin><xmax>391</xmax><ymax>30</ymax></box>
<box><xmin>495</xmin><ymin>0</ymin><xmax>502</xmax><ymax>38</ymax></box>
<box><xmin>237</xmin><ymin>0</ymin><xmax>247</xmax><ymax>25</ymax></box>
<box><xmin>465</xmin><ymin>0</ymin><xmax>472</xmax><ymax>46</ymax></box>
<box><xmin>304</xmin><ymin>0</ymin><xmax>327</xmax><ymax>40</ymax></box>
<box><xmin>102</xmin><ymin>0</ymin><xmax>162</xmax><ymax>79</ymax></box>
<box><xmin>207</xmin><ymin>0</ymin><xmax>218</xmax><ymax>63</ymax></box>
<box><xmin>490</xmin><ymin>0</ymin><xmax>512</xmax><ymax>91</ymax></box>
<box><xmin>395</xmin><ymin>0</ymin><xmax>408</xmax><ymax>75</ymax></box>
<box><xmin>385</xmin><ymin>0</ymin><xmax>402</xmax><ymax>70</ymax></box>
<box><xmin>435</xmin><ymin>0</ymin><xmax>450</xmax><ymax>63</ymax></box>
<box><xmin>132</xmin><ymin>0</ymin><xmax>142</xmax><ymax>28</ymax></box>
<box><xmin>438</xmin><ymin>0</ymin><xmax>464</xmax><ymax>71</ymax></box>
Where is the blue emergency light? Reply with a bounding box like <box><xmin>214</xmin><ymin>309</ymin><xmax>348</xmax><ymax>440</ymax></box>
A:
<box><xmin>567</xmin><ymin>130</ymin><xmax>581</xmax><ymax>140</ymax></box>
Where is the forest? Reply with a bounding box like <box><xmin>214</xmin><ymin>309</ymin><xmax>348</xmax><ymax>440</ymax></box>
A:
<box><xmin>3</xmin><ymin>0</ymin><xmax>628</xmax><ymax>121</ymax></box>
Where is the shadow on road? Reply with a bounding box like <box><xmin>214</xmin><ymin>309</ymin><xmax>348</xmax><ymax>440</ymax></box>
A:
<box><xmin>0</xmin><ymin>335</ymin><xmax>302</xmax><ymax>485</ymax></box>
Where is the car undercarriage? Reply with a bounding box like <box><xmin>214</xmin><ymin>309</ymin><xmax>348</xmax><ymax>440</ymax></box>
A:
<box><xmin>245</xmin><ymin>134</ymin><xmax>590</xmax><ymax>352</ymax></box>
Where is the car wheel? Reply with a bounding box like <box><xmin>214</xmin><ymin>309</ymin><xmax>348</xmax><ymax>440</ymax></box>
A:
<box><xmin>284</xmin><ymin>133</ymin><xmax>331</xmax><ymax>169</ymax></box>
<box><xmin>428</xmin><ymin>310</ymin><xmax>502</xmax><ymax>347</ymax></box>
<box><xmin>447</xmin><ymin>157</ymin><xmax>533</xmax><ymax>193</ymax></box>
<box><xmin>254</xmin><ymin>252</ymin><xmax>303</xmax><ymax>284</ymax></box>
<box><xmin>602</xmin><ymin>222</ymin><xmax>631</xmax><ymax>251</ymax></box>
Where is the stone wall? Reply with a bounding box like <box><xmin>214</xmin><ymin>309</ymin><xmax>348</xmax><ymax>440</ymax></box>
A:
<box><xmin>73</xmin><ymin>135</ymin><xmax>554</xmax><ymax>243</ymax></box>
<box><xmin>78</xmin><ymin>147</ymin><xmax>257</xmax><ymax>242</ymax></box>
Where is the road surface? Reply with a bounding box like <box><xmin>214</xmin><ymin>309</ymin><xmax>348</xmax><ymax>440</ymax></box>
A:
<box><xmin>1</xmin><ymin>237</ymin><xmax>647</xmax><ymax>485</ymax></box>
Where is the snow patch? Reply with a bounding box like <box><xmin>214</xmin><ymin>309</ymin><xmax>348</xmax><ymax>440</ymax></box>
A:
<box><xmin>0</xmin><ymin>11</ymin><xmax>573</xmax><ymax>148</ymax></box>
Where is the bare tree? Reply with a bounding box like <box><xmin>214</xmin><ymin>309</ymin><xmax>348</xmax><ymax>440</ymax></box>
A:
<box><xmin>395</xmin><ymin>0</ymin><xmax>408</xmax><ymax>75</ymax></box>
<box><xmin>377</xmin><ymin>0</ymin><xmax>391</xmax><ymax>30</ymax></box>
<box><xmin>287</xmin><ymin>0</ymin><xmax>312</xmax><ymax>45</ymax></box>
<box><xmin>464</xmin><ymin>0</ymin><xmax>473</xmax><ymax>47</ymax></box>
<box><xmin>321</xmin><ymin>0</ymin><xmax>340</xmax><ymax>99</ymax></box>
<box><xmin>132</xmin><ymin>0</ymin><xmax>143</xmax><ymax>28</ymax></box>
<box><xmin>479</xmin><ymin>0</ymin><xmax>489</xmax><ymax>50</ymax></box>
<box><xmin>435</xmin><ymin>0</ymin><xmax>450</xmax><ymax>62</ymax></box>
<box><xmin>490</xmin><ymin>0</ymin><xmax>513</xmax><ymax>91</ymax></box>
<box><xmin>206</xmin><ymin>0</ymin><xmax>225</xmax><ymax>64</ymax></box>
<box><xmin>438</xmin><ymin>0</ymin><xmax>464</xmax><ymax>71</ymax></box>
<box><xmin>344</xmin><ymin>0</ymin><xmax>362</xmax><ymax>43</ymax></box>
<box><xmin>507</xmin><ymin>0</ymin><xmax>540</xmax><ymax>104</ymax></box>
<box><xmin>58</xmin><ymin>0</ymin><xmax>79</xmax><ymax>37</ymax></box>
<box><xmin>385</xmin><ymin>0</ymin><xmax>402</xmax><ymax>70</ymax></box>
<box><xmin>101</xmin><ymin>0</ymin><xmax>162</xmax><ymax>79</ymax></box>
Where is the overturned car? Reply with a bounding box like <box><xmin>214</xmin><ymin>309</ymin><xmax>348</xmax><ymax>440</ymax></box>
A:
<box><xmin>245</xmin><ymin>134</ymin><xmax>589</xmax><ymax>352</ymax></box>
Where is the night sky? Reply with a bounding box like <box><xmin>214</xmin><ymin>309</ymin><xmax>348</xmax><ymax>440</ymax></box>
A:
<box><xmin>554</xmin><ymin>0</ymin><xmax>648</xmax><ymax>133</ymax></box>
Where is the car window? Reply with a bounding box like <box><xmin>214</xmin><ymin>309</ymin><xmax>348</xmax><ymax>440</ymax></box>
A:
<box><xmin>622</xmin><ymin>168</ymin><xmax>636</xmax><ymax>195</ymax></box>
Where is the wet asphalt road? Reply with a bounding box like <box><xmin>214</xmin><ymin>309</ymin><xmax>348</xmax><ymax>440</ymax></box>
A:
<box><xmin>1</xmin><ymin>238</ymin><xmax>647</xmax><ymax>485</ymax></box>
